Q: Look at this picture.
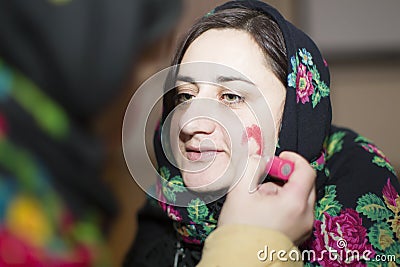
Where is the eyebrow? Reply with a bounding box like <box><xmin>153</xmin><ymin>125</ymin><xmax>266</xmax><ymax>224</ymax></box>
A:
<box><xmin>216</xmin><ymin>76</ymin><xmax>255</xmax><ymax>85</ymax></box>
<box><xmin>176</xmin><ymin>75</ymin><xmax>196</xmax><ymax>84</ymax></box>
<box><xmin>176</xmin><ymin>75</ymin><xmax>255</xmax><ymax>85</ymax></box>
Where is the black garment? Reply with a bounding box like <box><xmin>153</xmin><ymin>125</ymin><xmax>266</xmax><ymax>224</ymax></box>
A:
<box><xmin>123</xmin><ymin>200</ymin><xmax>202</xmax><ymax>267</ymax></box>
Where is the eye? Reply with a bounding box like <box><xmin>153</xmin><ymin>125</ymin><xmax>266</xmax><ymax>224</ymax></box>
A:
<box><xmin>175</xmin><ymin>93</ymin><xmax>195</xmax><ymax>104</ymax></box>
<box><xmin>221</xmin><ymin>93</ymin><xmax>244</xmax><ymax>105</ymax></box>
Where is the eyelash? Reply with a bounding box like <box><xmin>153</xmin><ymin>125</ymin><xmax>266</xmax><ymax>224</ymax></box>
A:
<box><xmin>174</xmin><ymin>91</ymin><xmax>245</xmax><ymax>107</ymax></box>
<box><xmin>221</xmin><ymin>93</ymin><xmax>245</xmax><ymax>106</ymax></box>
<box><xmin>175</xmin><ymin>93</ymin><xmax>194</xmax><ymax>105</ymax></box>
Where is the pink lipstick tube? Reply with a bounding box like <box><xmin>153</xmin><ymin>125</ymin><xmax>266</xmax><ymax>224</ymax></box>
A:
<box><xmin>268</xmin><ymin>156</ymin><xmax>294</xmax><ymax>181</ymax></box>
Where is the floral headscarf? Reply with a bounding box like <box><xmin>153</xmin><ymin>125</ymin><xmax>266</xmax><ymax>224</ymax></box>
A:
<box><xmin>155</xmin><ymin>0</ymin><xmax>331</xmax><ymax>244</ymax></box>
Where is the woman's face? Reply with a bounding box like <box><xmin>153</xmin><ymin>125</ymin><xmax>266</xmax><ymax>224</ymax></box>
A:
<box><xmin>170</xmin><ymin>29</ymin><xmax>286</xmax><ymax>192</ymax></box>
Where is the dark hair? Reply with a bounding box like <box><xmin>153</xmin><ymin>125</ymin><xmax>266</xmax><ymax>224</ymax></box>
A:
<box><xmin>172</xmin><ymin>7</ymin><xmax>288</xmax><ymax>84</ymax></box>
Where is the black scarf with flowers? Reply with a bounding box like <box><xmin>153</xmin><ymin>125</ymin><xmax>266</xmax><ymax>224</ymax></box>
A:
<box><xmin>125</xmin><ymin>1</ymin><xmax>400</xmax><ymax>266</ymax></box>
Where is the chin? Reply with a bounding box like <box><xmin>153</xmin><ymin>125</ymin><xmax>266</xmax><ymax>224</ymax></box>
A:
<box><xmin>182</xmin><ymin>171</ymin><xmax>231</xmax><ymax>193</ymax></box>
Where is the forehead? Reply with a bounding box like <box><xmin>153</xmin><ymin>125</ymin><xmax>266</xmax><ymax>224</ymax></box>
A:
<box><xmin>180</xmin><ymin>29</ymin><xmax>269</xmax><ymax>83</ymax></box>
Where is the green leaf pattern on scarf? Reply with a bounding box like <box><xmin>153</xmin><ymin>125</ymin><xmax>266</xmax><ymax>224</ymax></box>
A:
<box><xmin>159</xmin><ymin>166</ymin><xmax>187</xmax><ymax>203</ymax></box>
<box><xmin>356</xmin><ymin>194</ymin><xmax>392</xmax><ymax>222</ymax></box>
<box><xmin>368</xmin><ymin>222</ymin><xmax>395</xmax><ymax>251</ymax></box>
<box><xmin>188</xmin><ymin>198</ymin><xmax>209</xmax><ymax>223</ymax></box>
<box><xmin>355</xmin><ymin>135</ymin><xmax>396</xmax><ymax>175</ymax></box>
<box><xmin>325</xmin><ymin>131</ymin><xmax>346</xmax><ymax>160</ymax></box>
<box><xmin>314</xmin><ymin>185</ymin><xmax>342</xmax><ymax>221</ymax></box>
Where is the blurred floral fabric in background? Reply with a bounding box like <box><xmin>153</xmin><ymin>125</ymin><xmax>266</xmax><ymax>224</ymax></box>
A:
<box><xmin>0</xmin><ymin>0</ymin><xmax>181</xmax><ymax>265</ymax></box>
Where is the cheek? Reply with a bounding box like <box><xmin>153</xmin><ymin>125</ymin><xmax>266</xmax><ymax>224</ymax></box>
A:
<box><xmin>268</xmin><ymin>88</ymin><xmax>286</xmax><ymax>135</ymax></box>
<box><xmin>241</xmin><ymin>124</ymin><xmax>263</xmax><ymax>155</ymax></box>
<box><xmin>169</xmin><ymin>114</ymin><xmax>185</xmax><ymax>160</ymax></box>
<box><xmin>274</xmin><ymin>96</ymin><xmax>286</xmax><ymax>132</ymax></box>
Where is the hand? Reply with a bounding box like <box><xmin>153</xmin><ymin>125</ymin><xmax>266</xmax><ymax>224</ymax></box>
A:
<box><xmin>218</xmin><ymin>151</ymin><xmax>316</xmax><ymax>245</ymax></box>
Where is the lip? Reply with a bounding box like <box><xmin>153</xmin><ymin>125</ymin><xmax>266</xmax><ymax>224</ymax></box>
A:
<box><xmin>185</xmin><ymin>145</ymin><xmax>224</xmax><ymax>161</ymax></box>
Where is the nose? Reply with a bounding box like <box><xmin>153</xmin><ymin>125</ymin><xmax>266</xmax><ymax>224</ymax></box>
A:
<box><xmin>178</xmin><ymin>101</ymin><xmax>217</xmax><ymax>140</ymax></box>
<box><xmin>180</xmin><ymin>117</ymin><xmax>216</xmax><ymax>138</ymax></box>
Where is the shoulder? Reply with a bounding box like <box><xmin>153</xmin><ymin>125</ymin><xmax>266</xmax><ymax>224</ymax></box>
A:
<box><xmin>308</xmin><ymin>126</ymin><xmax>400</xmax><ymax>266</ymax></box>
<box><xmin>318</xmin><ymin>125</ymin><xmax>399</xmax><ymax>209</ymax></box>
<box><xmin>325</xmin><ymin>125</ymin><xmax>397</xmax><ymax>184</ymax></box>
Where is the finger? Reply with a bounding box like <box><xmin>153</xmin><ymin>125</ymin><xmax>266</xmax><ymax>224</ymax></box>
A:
<box><xmin>257</xmin><ymin>181</ymin><xmax>281</xmax><ymax>195</ymax></box>
<box><xmin>279</xmin><ymin>151</ymin><xmax>316</xmax><ymax>201</ymax></box>
<box><xmin>248</xmin><ymin>156</ymin><xmax>270</xmax><ymax>193</ymax></box>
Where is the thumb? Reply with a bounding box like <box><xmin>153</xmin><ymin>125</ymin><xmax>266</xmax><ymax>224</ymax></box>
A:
<box><xmin>279</xmin><ymin>151</ymin><xmax>316</xmax><ymax>201</ymax></box>
<box><xmin>257</xmin><ymin>181</ymin><xmax>281</xmax><ymax>195</ymax></box>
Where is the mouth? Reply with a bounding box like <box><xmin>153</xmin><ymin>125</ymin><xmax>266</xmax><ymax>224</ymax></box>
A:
<box><xmin>185</xmin><ymin>146</ymin><xmax>224</xmax><ymax>161</ymax></box>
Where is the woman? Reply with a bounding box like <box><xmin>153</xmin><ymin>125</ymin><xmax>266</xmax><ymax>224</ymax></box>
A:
<box><xmin>125</xmin><ymin>1</ymin><xmax>400</xmax><ymax>266</ymax></box>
